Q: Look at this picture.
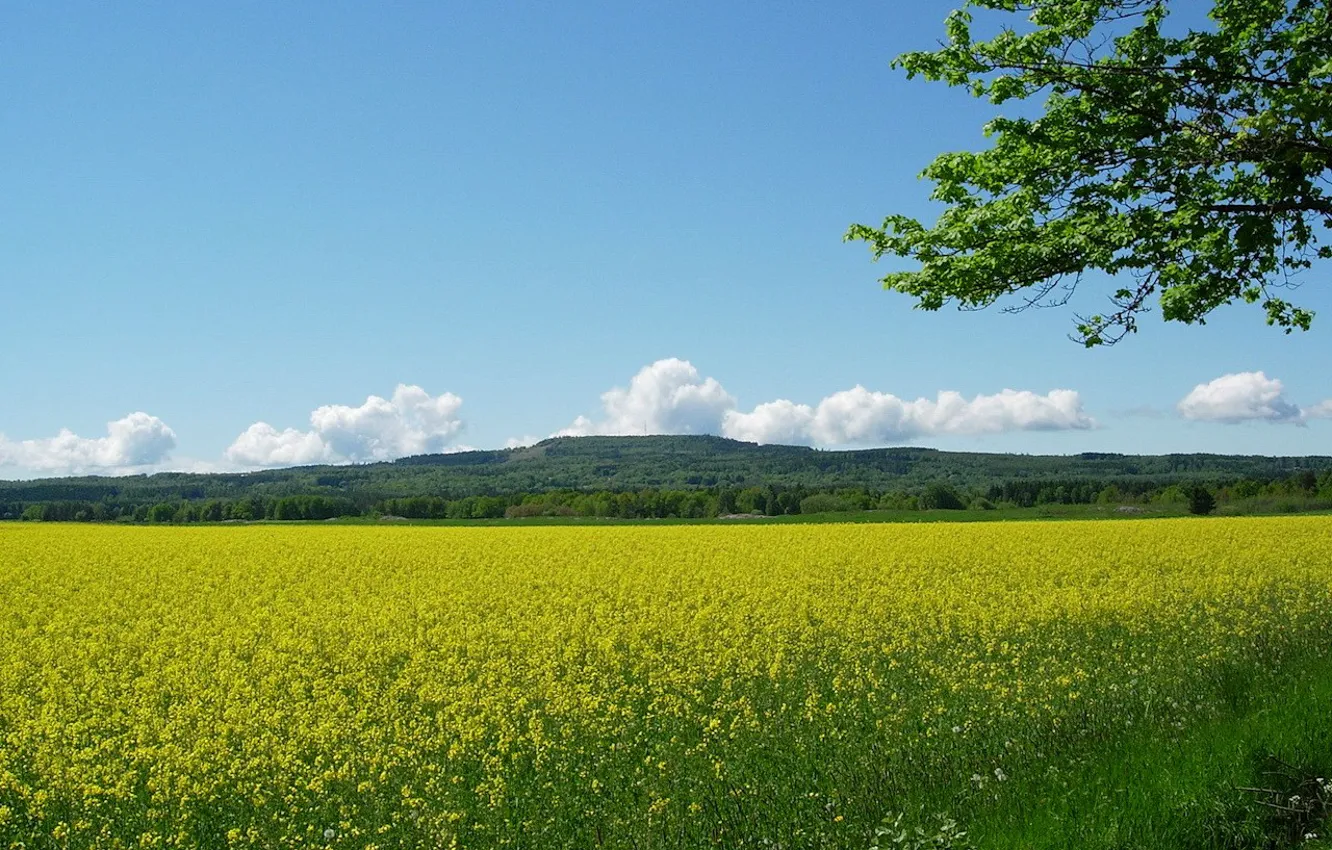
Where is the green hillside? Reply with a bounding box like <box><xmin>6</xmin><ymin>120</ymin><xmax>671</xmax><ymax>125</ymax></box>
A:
<box><xmin>3</xmin><ymin>435</ymin><xmax>1331</xmax><ymax>519</ymax></box>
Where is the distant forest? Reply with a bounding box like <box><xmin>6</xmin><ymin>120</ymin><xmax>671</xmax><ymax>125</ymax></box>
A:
<box><xmin>4</xmin><ymin>435</ymin><xmax>1332</xmax><ymax>522</ymax></box>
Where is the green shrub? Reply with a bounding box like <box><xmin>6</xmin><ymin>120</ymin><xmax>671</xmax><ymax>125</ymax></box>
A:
<box><xmin>798</xmin><ymin>493</ymin><xmax>853</xmax><ymax>515</ymax></box>
<box><xmin>919</xmin><ymin>483</ymin><xmax>967</xmax><ymax>511</ymax></box>
<box><xmin>1187</xmin><ymin>485</ymin><xmax>1217</xmax><ymax>516</ymax></box>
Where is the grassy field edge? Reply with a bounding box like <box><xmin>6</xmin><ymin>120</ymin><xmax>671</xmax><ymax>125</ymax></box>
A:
<box><xmin>960</xmin><ymin>651</ymin><xmax>1332</xmax><ymax>849</ymax></box>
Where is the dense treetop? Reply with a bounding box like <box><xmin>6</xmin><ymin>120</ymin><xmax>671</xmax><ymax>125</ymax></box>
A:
<box><xmin>848</xmin><ymin>0</ymin><xmax>1332</xmax><ymax>345</ymax></box>
<box><xmin>2</xmin><ymin>435</ymin><xmax>1329</xmax><ymax>509</ymax></box>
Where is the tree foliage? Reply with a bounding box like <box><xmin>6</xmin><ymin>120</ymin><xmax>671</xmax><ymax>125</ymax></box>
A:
<box><xmin>847</xmin><ymin>0</ymin><xmax>1332</xmax><ymax>345</ymax></box>
<box><xmin>1186</xmin><ymin>482</ymin><xmax>1218</xmax><ymax>514</ymax></box>
<box><xmin>7</xmin><ymin>466</ymin><xmax>1332</xmax><ymax>523</ymax></box>
<box><xmin>3</xmin><ymin>436</ymin><xmax>1331</xmax><ymax>518</ymax></box>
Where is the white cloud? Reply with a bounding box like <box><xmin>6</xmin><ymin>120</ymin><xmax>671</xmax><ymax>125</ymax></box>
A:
<box><xmin>721</xmin><ymin>399</ymin><xmax>815</xmax><ymax>445</ymax></box>
<box><xmin>558</xmin><ymin>358</ymin><xmax>1094</xmax><ymax>447</ymax></box>
<box><xmin>0</xmin><ymin>412</ymin><xmax>176</xmax><ymax>474</ymax></box>
<box><xmin>555</xmin><ymin>358</ymin><xmax>735</xmax><ymax>437</ymax></box>
<box><xmin>225</xmin><ymin>384</ymin><xmax>465</xmax><ymax>467</ymax></box>
<box><xmin>1177</xmin><ymin>372</ymin><xmax>1305</xmax><ymax>424</ymax></box>
<box><xmin>1305</xmin><ymin>399</ymin><xmax>1332</xmax><ymax>420</ymax></box>
<box><xmin>722</xmin><ymin>387</ymin><xmax>1094</xmax><ymax>445</ymax></box>
<box><xmin>505</xmin><ymin>435</ymin><xmax>542</xmax><ymax>449</ymax></box>
<box><xmin>225</xmin><ymin>423</ymin><xmax>328</xmax><ymax>467</ymax></box>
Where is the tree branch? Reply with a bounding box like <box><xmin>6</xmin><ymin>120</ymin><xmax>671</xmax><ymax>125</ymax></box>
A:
<box><xmin>1203</xmin><ymin>201</ymin><xmax>1332</xmax><ymax>215</ymax></box>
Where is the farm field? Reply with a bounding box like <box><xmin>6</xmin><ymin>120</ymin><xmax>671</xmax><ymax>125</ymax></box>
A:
<box><xmin>1</xmin><ymin>519</ymin><xmax>1331</xmax><ymax>849</ymax></box>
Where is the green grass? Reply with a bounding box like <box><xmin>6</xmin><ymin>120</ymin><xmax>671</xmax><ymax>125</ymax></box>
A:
<box><xmin>309</xmin><ymin>503</ymin><xmax>1174</xmax><ymax>526</ymax></box>
<box><xmin>947</xmin><ymin>652</ymin><xmax>1332</xmax><ymax>849</ymax></box>
<box><xmin>298</xmin><ymin>503</ymin><xmax>1332</xmax><ymax>527</ymax></box>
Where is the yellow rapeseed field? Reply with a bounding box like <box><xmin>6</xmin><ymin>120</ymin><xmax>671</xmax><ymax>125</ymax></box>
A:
<box><xmin>1</xmin><ymin>518</ymin><xmax>1330</xmax><ymax>848</ymax></box>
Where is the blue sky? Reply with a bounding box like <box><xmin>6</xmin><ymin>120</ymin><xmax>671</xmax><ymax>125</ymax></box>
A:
<box><xmin>2</xmin><ymin>2</ymin><xmax>1329</xmax><ymax>478</ymax></box>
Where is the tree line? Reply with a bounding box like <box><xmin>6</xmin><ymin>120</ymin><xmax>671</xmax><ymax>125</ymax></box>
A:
<box><xmin>6</xmin><ymin>469</ymin><xmax>1332</xmax><ymax>523</ymax></box>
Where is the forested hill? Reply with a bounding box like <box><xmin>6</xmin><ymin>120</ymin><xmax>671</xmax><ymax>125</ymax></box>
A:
<box><xmin>3</xmin><ymin>435</ymin><xmax>1331</xmax><ymax>510</ymax></box>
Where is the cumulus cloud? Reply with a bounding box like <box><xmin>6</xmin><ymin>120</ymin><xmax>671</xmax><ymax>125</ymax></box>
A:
<box><xmin>225</xmin><ymin>423</ymin><xmax>328</xmax><ymax>467</ymax></box>
<box><xmin>1306</xmin><ymin>399</ymin><xmax>1332</xmax><ymax>420</ymax></box>
<box><xmin>0</xmin><ymin>412</ymin><xmax>176</xmax><ymax>474</ymax></box>
<box><xmin>722</xmin><ymin>387</ymin><xmax>1093</xmax><ymax>445</ymax></box>
<box><xmin>557</xmin><ymin>358</ymin><xmax>1094</xmax><ymax>446</ymax></box>
<box><xmin>1177</xmin><ymin>372</ymin><xmax>1306</xmax><ymax>424</ymax></box>
<box><xmin>225</xmin><ymin>384</ymin><xmax>465</xmax><ymax>467</ymax></box>
<box><xmin>721</xmin><ymin>399</ymin><xmax>815</xmax><ymax>446</ymax></box>
<box><xmin>555</xmin><ymin>358</ymin><xmax>736</xmax><ymax>437</ymax></box>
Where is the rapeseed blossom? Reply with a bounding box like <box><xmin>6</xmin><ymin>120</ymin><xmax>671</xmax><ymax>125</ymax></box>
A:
<box><xmin>0</xmin><ymin>518</ymin><xmax>1328</xmax><ymax>847</ymax></box>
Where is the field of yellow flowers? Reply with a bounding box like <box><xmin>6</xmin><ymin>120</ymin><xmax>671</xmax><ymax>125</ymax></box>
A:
<box><xmin>1</xmin><ymin>518</ymin><xmax>1331</xmax><ymax>849</ymax></box>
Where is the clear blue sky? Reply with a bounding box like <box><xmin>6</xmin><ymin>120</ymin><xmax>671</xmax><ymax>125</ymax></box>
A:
<box><xmin>3</xmin><ymin>2</ymin><xmax>1329</xmax><ymax>478</ymax></box>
